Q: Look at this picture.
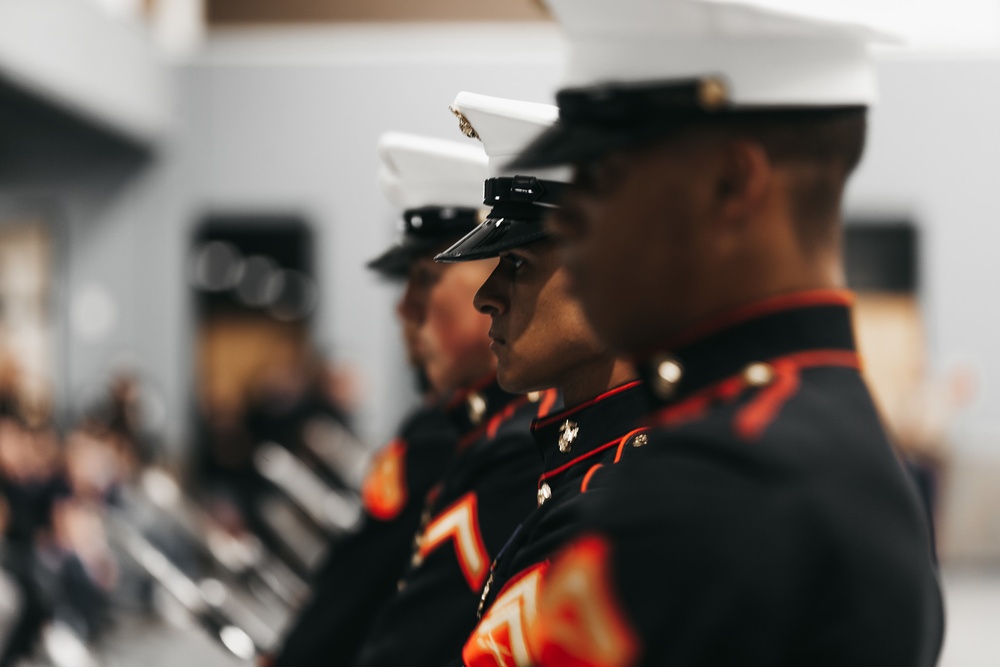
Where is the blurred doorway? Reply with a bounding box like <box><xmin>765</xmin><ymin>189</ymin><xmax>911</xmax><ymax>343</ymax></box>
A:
<box><xmin>0</xmin><ymin>219</ymin><xmax>54</xmax><ymax>423</ymax></box>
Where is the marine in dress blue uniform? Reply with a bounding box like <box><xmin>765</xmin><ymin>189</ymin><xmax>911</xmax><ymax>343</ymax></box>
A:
<box><xmin>270</xmin><ymin>133</ymin><xmax>489</xmax><ymax>667</ymax></box>
<box><xmin>433</xmin><ymin>92</ymin><xmax>650</xmax><ymax>667</ymax></box>
<box><xmin>352</xmin><ymin>379</ymin><xmax>555</xmax><ymax>667</ymax></box>
<box><xmin>506</xmin><ymin>1</ymin><xmax>945</xmax><ymax>665</ymax></box>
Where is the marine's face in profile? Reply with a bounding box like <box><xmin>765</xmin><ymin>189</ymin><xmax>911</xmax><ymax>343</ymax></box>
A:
<box><xmin>547</xmin><ymin>140</ymin><xmax>718</xmax><ymax>354</ymax></box>
<box><xmin>399</xmin><ymin>255</ymin><xmax>497</xmax><ymax>394</ymax></box>
<box><xmin>473</xmin><ymin>238</ymin><xmax>607</xmax><ymax>396</ymax></box>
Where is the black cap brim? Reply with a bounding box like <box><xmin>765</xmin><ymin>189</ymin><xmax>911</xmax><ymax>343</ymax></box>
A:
<box><xmin>366</xmin><ymin>238</ymin><xmax>443</xmax><ymax>278</ymax></box>
<box><xmin>434</xmin><ymin>215</ymin><xmax>549</xmax><ymax>263</ymax></box>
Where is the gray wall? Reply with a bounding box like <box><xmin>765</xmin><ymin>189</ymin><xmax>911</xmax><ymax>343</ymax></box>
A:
<box><xmin>168</xmin><ymin>25</ymin><xmax>566</xmax><ymax>446</ymax></box>
<box><xmin>7</xmin><ymin>27</ymin><xmax>1000</xmax><ymax>457</ymax></box>
<box><xmin>851</xmin><ymin>55</ymin><xmax>1000</xmax><ymax>444</ymax></box>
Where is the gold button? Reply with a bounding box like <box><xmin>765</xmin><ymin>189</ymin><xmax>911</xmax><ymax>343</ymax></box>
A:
<box><xmin>410</xmin><ymin>552</ymin><xmax>424</xmax><ymax>568</ymax></box>
<box><xmin>467</xmin><ymin>392</ymin><xmax>487</xmax><ymax>425</ymax></box>
<box><xmin>698</xmin><ymin>77</ymin><xmax>729</xmax><ymax>111</ymax></box>
<box><xmin>558</xmin><ymin>420</ymin><xmax>579</xmax><ymax>453</ymax></box>
<box><xmin>526</xmin><ymin>391</ymin><xmax>542</xmax><ymax>403</ymax></box>
<box><xmin>743</xmin><ymin>362</ymin><xmax>775</xmax><ymax>388</ymax></box>
<box><xmin>631</xmin><ymin>433</ymin><xmax>649</xmax><ymax>448</ymax></box>
<box><xmin>651</xmin><ymin>355</ymin><xmax>684</xmax><ymax>400</ymax></box>
<box><xmin>537</xmin><ymin>483</ymin><xmax>552</xmax><ymax>507</ymax></box>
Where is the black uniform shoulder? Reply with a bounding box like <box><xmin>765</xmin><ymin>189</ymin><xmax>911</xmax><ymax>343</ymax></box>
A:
<box><xmin>576</xmin><ymin>365</ymin><xmax>943</xmax><ymax>666</ymax></box>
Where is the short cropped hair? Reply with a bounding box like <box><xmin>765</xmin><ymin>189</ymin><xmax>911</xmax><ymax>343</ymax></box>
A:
<box><xmin>712</xmin><ymin>108</ymin><xmax>867</xmax><ymax>251</ymax></box>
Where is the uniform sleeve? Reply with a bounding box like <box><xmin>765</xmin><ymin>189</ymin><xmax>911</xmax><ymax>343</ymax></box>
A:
<box><xmin>272</xmin><ymin>412</ymin><xmax>455</xmax><ymax>667</ymax></box>
<box><xmin>530</xmin><ymin>438</ymin><xmax>943</xmax><ymax>667</ymax></box>
<box><xmin>353</xmin><ymin>428</ymin><xmax>542</xmax><ymax>667</ymax></box>
<box><xmin>529</xmin><ymin>441</ymin><xmax>822</xmax><ymax>667</ymax></box>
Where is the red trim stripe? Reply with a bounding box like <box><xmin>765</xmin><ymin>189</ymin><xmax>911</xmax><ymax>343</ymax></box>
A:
<box><xmin>650</xmin><ymin>349</ymin><xmax>861</xmax><ymax>437</ymax></box>
<box><xmin>540</xmin><ymin>438</ymin><xmax>622</xmax><ymax>483</ymax></box>
<box><xmin>613</xmin><ymin>427</ymin><xmax>650</xmax><ymax>464</ymax></box>
<box><xmin>536</xmin><ymin>388</ymin><xmax>560</xmax><ymax>419</ymax></box>
<box><xmin>458</xmin><ymin>395</ymin><xmax>530</xmax><ymax>450</ymax></box>
<box><xmin>533</xmin><ymin>380</ymin><xmax>642</xmax><ymax>430</ymax></box>
<box><xmin>580</xmin><ymin>464</ymin><xmax>603</xmax><ymax>492</ymax></box>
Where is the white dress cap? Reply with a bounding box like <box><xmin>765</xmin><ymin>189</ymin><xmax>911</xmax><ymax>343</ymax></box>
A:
<box><xmin>450</xmin><ymin>92</ymin><xmax>571</xmax><ymax>182</ymax></box>
<box><xmin>548</xmin><ymin>0</ymin><xmax>896</xmax><ymax>108</ymax></box>
<box><xmin>376</xmin><ymin>131</ymin><xmax>488</xmax><ymax>210</ymax></box>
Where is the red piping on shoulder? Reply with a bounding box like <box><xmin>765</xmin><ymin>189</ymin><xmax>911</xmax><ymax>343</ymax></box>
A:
<box><xmin>580</xmin><ymin>464</ymin><xmax>604</xmax><ymax>492</ymax></box>
<box><xmin>613</xmin><ymin>428</ymin><xmax>653</xmax><ymax>463</ymax></box>
<box><xmin>536</xmin><ymin>388</ymin><xmax>560</xmax><ymax>419</ymax></box>
<box><xmin>540</xmin><ymin>438</ymin><xmax>622</xmax><ymax>483</ymax></box>
<box><xmin>651</xmin><ymin>349</ymin><xmax>861</xmax><ymax>441</ymax></box>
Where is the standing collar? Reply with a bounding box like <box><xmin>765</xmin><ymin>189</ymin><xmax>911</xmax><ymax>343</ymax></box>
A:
<box><xmin>532</xmin><ymin>380</ymin><xmax>649</xmax><ymax>482</ymax></box>
<box><xmin>445</xmin><ymin>374</ymin><xmax>523</xmax><ymax>439</ymax></box>
<box><xmin>636</xmin><ymin>290</ymin><xmax>859</xmax><ymax>408</ymax></box>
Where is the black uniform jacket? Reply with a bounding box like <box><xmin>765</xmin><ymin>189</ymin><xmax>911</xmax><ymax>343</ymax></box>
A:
<box><xmin>530</xmin><ymin>291</ymin><xmax>945</xmax><ymax>667</ymax></box>
<box><xmin>460</xmin><ymin>380</ymin><xmax>651</xmax><ymax>667</ymax></box>
<box><xmin>352</xmin><ymin>380</ymin><xmax>554</xmax><ymax>667</ymax></box>
<box><xmin>271</xmin><ymin>402</ymin><xmax>457</xmax><ymax>667</ymax></box>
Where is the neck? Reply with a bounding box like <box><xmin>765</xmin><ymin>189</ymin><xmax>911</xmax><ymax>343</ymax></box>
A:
<box><xmin>558</xmin><ymin>356</ymin><xmax>637</xmax><ymax>409</ymax></box>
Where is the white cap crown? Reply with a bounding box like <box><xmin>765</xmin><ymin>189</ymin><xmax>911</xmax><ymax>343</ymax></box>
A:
<box><xmin>548</xmin><ymin>0</ymin><xmax>895</xmax><ymax>107</ymax></box>
<box><xmin>450</xmin><ymin>92</ymin><xmax>571</xmax><ymax>181</ymax></box>
<box><xmin>376</xmin><ymin>132</ymin><xmax>488</xmax><ymax>210</ymax></box>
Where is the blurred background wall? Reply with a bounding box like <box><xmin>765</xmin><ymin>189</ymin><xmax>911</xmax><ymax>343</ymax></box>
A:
<box><xmin>1</xmin><ymin>1</ymin><xmax>1000</xmax><ymax>664</ymax></box>
<box><xmin>4</xmin><ymin>2</ymin><xmax>1000</xmax><ymax>553</ymax></box>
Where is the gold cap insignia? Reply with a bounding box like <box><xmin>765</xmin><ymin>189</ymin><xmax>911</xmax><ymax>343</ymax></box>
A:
<box><xmin>697</xmin><ymin>77</ymin><xmax>729</xmax><ymax>112</ymax></box>
<box><xmin>449</xmin><ymin>105</ymin><xmax>480</xmax><ymax>140</ymax></box>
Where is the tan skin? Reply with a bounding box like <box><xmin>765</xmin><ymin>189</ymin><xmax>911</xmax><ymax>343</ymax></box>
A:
<box><xmin>473</xmin><ymin>238</ymin><xmax>634</xmax><ymax>408</ymax></box>
<box><xmin>547</xmin><ymin>132</ymin><xmax>845</xmax><ymax>355</ymax></box>
<box><xmin>397</xmin><ymin>255</ymin><xmax>498</xmax><ymax>395</ymax></box>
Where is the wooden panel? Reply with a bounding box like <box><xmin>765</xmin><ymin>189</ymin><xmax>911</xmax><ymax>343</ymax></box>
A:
<box><xmin>207</xmin><ymin>0</ymin><xmax>551</xmax><ymax>25</ymax></box>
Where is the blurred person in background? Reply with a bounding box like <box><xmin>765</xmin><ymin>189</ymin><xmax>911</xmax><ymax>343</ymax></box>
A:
<box><xmin>509</xmin><ymin>1</ymin><xmax>944</xmax><ymax>665</ymax></box>
<box><xmin>434</xmin><ymin>92</ymin><xmax>646</xmax><ymax>667</ymax></box>
<box><xmin>0</xmin><ymin>415</ymin><xmax>60</xmax><ymax>666</ymax></box>
<box><xmin>0</xmin><ymin>363</ymin><xmax>152</xmax><ymax>662</ymax></box>
<box><xmin>0</xmin><ymin>492</ymin><xmax>24</xmax><ymax>663</ymax></box>
<box><xmin>348</xmin><ymin>132</ymin><xmax>552</xmax><ymax>667</ymax></box>
<box><xmin>268</xmin><ymin>133</ymin><xmax>501</xmax><ymax>667</ymax></box>
<box><xmin>195</xmin><ymin>345</ymin><xmax>361</xmax><ymax>575</ymax></box>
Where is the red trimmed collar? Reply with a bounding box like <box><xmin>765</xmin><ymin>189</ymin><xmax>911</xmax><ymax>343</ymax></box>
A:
<box><xmin>531</xmin><ymin>380</ymin><xmax>649</xmax><ymax>481</ymax></box>
<box><xmin>444</xmin><ymin>374</ymin><xmax>523</xmax><ymax>441</ymax></box>
<box><xmin>635</xmin><ymin>290</ymin><xmax>859</xmax><ymax>409</ymax></box>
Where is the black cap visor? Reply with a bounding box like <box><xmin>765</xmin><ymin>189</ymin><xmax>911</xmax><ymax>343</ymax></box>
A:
<box><xmin>367</xmin><ymin>206</ymin><xmax>482</xmax><ymax>278</ymax></box>
<box><xmin>435</xmin><ymin>204</ymin><xmax>550</xmax><ymax>263</ymax></box>
<box><xmin>366</xmin><ymin>237</ymin><xmax>444</xmax><ymax>279</ymax></box>
<box><xmin>509</xmin><ymin>78</ymin><xmax>867</xmax><ymax>170</ymax></box>
<box><xmin>509</xmin><ymin>78</ymin><xmax>729</xmax><ymax>170</ymax></box>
